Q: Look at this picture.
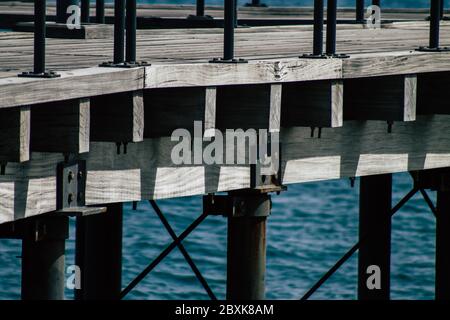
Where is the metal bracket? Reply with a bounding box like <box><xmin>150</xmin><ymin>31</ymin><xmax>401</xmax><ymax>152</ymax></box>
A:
<box><xmin>250</xmin><ymin>134</ymin><xmax>286</xmax><ymax>193</ymax></box>
<box><xmin>203</xmin><ymin>193</ymin><xmax>272</xmax><ymax>218</ymax></box>
<box><xmin>56</xmin><ymin>160</ymin><xmax>106</xmax><ymax>216</ymax></box>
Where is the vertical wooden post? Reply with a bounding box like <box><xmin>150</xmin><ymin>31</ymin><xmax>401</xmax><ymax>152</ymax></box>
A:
<box><xmin>436</xmin><ymin>175</ymin><xmax>450</xmax><ymax>300</ymax></box>
<box><xmin>358</xmin><ymin>174</ymin><xmax>392</xmax><ymax>300</ymax></box>
<box><xmin>21</xmin><ymin>216</ymin><xmax>69</xmax><ymax>300</ymax></box>
<box><xmin>226</xmin><ymin>191</ymin><xmax>270</xmax><ymax>300</ymax></box>
<box><xmin>75</xmin><ymin>203</ymin><xmax>123</xmax><ymax>300</ymax></box>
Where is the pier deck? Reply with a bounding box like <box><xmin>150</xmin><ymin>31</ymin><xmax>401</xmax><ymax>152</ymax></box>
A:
<box><xmin>1</xmin><ymin>10</ymin><xmax>450</xmax><ymax>224</ymax></box>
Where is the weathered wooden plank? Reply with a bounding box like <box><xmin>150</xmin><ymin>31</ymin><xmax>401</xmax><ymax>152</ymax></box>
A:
<box><xmin>30</xmin><ymin>98</ymin><xmax>90</xmax><ymax>154</ymax></box>
<box><xmin>417</xmin><ymin>72</ymin><xmax>450</xmax><ymax>115</ymax></box>
<box><xmin>269</xmin><ymin>84</ymin><xmax>282</xmax><ymax>133</ymax></box>
<box><xmin>343</xmin><ymin>51</ymin><xmax>450</xmax><ymax>79</ymax></box>
<box><xmin>144</xmin><ymin>59</ymin><xmax>343</xmax><ymax>88</ymax></box>
<box><xmin>344</xmin><ymin>75</ymin><xmax>416</xmax><ymax>122</ymax></box>
<box><xmin>90</xmin><ymin>90</ymin><xmax>144</xmax><ymax>143</ymax></box>
<box><xmin>0</xmin><ymin>106</ymin><xmax>30</xmax><ymax>163</ymax></box>
<box><xmin>0</xmin><ymin>67</ymin><xmax>145</xmax><ymax>109</ymax></box>
<box><xmin>2</xmin><ymin>115</ymin><xmax>450</xmax><ymax>224</ymax></box>
<box><xmin>281</xmin><ymin>80</ymin><xmax>343</xmax><ymax>128</ymax></box>
<box><xmin>204</xmin><ymin>87</ymin><xmax>217</xmax><ymax>137</ymax></box>
<box><xmin>144</xmin><ymin>87</ymin><xmax>207</xmax><ymax>138</ymax></box>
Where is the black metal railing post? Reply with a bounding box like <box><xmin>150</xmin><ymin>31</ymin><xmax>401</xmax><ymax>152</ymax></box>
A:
<box><xmin>372</xmin><ymin>0</ymin><xmax>380</xmax><ymax>7</ymax></box>
<box><xmin>313</xmin><ymin>0</ymin><xmax>324</xmax><ymax>56</ymax></box>
<box><xmin>210</xmin><ymin>0</ymin><xmax>247</xmax><ymax>63</ymax></box>
<box><xmin>418</xmin><ymin>0</ymin><xmax>450</xmax><ymax>51</ymax></box>
<box><xmin>126</xmin><ymin>0</ymin><xmax>137</xmax><ymax>63</ymax></box>
<box><xmin>19</xmin><ymin>0</ymin><xmax>60</xmax><ymax>78</ymax></box>
<box><xmin>96</xmin><ymin>0</ymin><xmax>105</xmax><ymax>23</ymax></box>
<box><xmin>81</xmin><ymin>0</ymin><xmax>90</xmax><ymax>23</ymax></box>
<box><xmin>114</xmin><ymin>0</ymin><xmax>125</xmax><ymax>64</ymax></box>
<box><xmin>356</xmin><ymin>0</ymin><xmax>364</xmax><ymax>23</ymax></box>
<box><xmin>326</xmin><ymin>0</ymin><xmax>350</xmax><ymax>58</ymax></box>
<box><xmin>326</xmin><ymin>0</ymin><xmax>337</xmax><ymax>55</ymax></box>
<box><xmin>197</xmin><ymin>0</ymin><xmax>205</xmax><ymax>16</ymax></box>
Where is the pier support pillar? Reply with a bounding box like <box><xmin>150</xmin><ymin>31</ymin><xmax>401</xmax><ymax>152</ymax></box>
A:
<box><xmin>358</xmin><ymin>174</ymin><xmax>392</xmax><ymax>300</ymax></box>
<box><xmin>436</xmin><ymin>172</ymin><xmax>450</xmax><ymax>300</ymax></box>
<box><xmin>21</xmin><ymin>215</ymin><xmax>69</xmax><ymax>300</ymax></box>
<box><xmin>226</xmin><ymin>191</ymin><xmax>270</xmax><ymax>300</ymax></box>
<box><xmin>75</xmin><ymin>203</ymin><xmax>123</xmax><ymax>300</ymax></box>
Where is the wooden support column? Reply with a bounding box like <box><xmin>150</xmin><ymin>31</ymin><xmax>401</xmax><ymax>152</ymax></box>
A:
<box><xmin>31</xmin><ymin>98</ymin><xmax>90</xmax><ymax>154</ymax></box>
<box><xmin>75</xmin><ymin>203</ymin><xmax>123</xmax><ymax>300</ymax></box>
<box><xmin>281</xmin><ymin>80</ymin><xmax>343</xmax><ymax>128</ymax></box>
<box><xmin>436</xmin><ymin>171</ymin><xmax>450</xmax><ymax>300</ymax></box>
<box><xmin>344</xmin><ymin>75</ymin><xmax>416</xmax><ymax>123</ymax></box>
<box><xmin>21</xmin><ymin>215</ymin><xmax>69</xmax><ymax>300</ymax></box>
<box><xmin>0</xmin><ymin>106</ymin><xmax>30</xmax><ymax>164</ymax></box>
<box><xmin>358</xmin><ymin>174</ymin><xmax>392</xmax><ymax>300</ymax></box>
<box><xmin>226</xmin><ymin>191</ymin><xmax>270</xmax><ymax>300</ymax></box>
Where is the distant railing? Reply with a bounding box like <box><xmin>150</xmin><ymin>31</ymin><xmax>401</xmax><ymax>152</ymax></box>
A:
<box><xmin>15</xmin><ymin>0</ymin><xmax>448</xmax><ymax>78</ymax></box>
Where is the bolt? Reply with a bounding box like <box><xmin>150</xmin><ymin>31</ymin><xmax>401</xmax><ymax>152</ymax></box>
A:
<box><xmin>78</xmin><ymin>171</ymin><xmax>83</xmax><ymax>180</ymax></box>
<box><xmin>68</xmin><ymin>193</ymin><xmax>74</xmax><ymax>204</ymax></box>
<box><xmin>68</xmin><ymin>171</ymin><xmax>74</xmax><ymax>183</ymax></box>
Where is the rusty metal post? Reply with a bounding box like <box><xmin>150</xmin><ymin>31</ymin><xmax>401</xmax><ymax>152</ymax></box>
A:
<box><xmin>21</xmin><ymin>215</ymin><xmax>69</xmax><ymax>300</ymax></box>
<box><xmin>75</xmin><ymin>203</ymin><xmax>123</xmax><ymax>300</ymax></box>
<box><xmin>436</xmin><ymin>172</ymin><xmax>450</xmax><ymax>300</ymax></box>
<box><xmin>226</xmin><ymin>191</ymin><xmax>270</xmax><ymax>300</ymax></box>
<box><xmin>358</xmin><ymin>174</ymin><xmax>392</xmax><ymax>300</ymax></box>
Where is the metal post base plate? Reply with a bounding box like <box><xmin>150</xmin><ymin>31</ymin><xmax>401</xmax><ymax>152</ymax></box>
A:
<box><xmin>18</xmin><ymin>71</ymin><xmax>61</xmax><ymax>78</ymax></box>
<box><xmin>99</xmin><ymin>61</ymin><xmax>150</xmax><ymax>68</ymax></box>
<box><xmin>209</xmin><ymin>57</ymin><xmax>248</xmax><ymax>63</ymax></box>
<box><xmin>301</xmin><ymin>53</ymin><xmax>350</xmax><ymax>59</ymax></box>
<box><xmin>416</xmin><ymin>46</ymin><xmax>450</xmax><ymax>52</ymax></box>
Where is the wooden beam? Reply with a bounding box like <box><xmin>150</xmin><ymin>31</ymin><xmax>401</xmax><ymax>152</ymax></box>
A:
<box><xmin>0</xmin><ymin>67</ymin><xmax>145</xmax><ymax>109</ymax></box>
<box><xmin>2</xmin><ymin>115</ymin><xmax>450</xmax><ymax>224</ymax></box>
<box><xmin>281</xmin><ymin>80</ymin><xmax>343</xmax><ymax>128</ymax></box>
<box><xmin>143</xmin><ymin>87</ymin><xmax>210</xmax><ymax>138</ymax></box>
<box><xmin>344</xmin><ymin>75</ymin><xmax>416</xmax><ymax>122</ymax></box>
<box><xmin>30</xmin><ymin>98</ymin><xmax>90</xmax><ymax>154</ymax></box>
<box><xmin>90</xmin><ymin>90</ymin><xmax>144</xmax><ymax>143</ymax></box>
<box><xmin>417</xmin><ymin>72</ymin><xmax>450</xmax><ymax>115</ymax></box>
<box><xmin>0</xmin><ymin>106</ymin><xmax>30</xmax><ymax>163</ymax></box>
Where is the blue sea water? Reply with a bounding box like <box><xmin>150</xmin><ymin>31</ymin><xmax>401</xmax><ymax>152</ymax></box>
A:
<box><xmin>0</xmin><ymin>173</ymin><xmax>437</xmax><ymax>300</ymax></box>
<box><xmin>0</xmin><ymin>0</ymin><xmax>441</xmax><ymax>300</ymax></box>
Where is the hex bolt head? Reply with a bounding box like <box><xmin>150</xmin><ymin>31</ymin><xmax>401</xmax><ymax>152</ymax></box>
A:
<box><xmin>68</xmin><ymin>171</ymin><xmax>74</xmax><ymax>183</ymax></box>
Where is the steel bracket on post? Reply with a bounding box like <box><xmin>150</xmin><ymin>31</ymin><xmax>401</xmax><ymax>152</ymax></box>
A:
<box><xmin>56</xmin><ymin>160</ymin><xmax>106</xmax><ymax>217</ymax></box>
<box><xmin>250</xmin><ymin>135</ymin><xmax>286</xmax><ymax>193</ymax></box>
<box><xmin>203</xmin><ymin>193</ymin><xmax>272</xmax><ymax>217</ymax></box>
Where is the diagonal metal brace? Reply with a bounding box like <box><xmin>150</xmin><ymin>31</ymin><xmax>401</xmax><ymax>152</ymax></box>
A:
<box><xmin>149</xmin><ymin>200</ymin><xmax>217</xmax><ymax>300</ymax></box>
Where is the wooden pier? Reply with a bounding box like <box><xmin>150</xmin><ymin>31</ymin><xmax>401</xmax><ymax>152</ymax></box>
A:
<box><xmin>1</xmin><ymin>0</ymin><xmax>450</xmax><ymax>301</ymax></box>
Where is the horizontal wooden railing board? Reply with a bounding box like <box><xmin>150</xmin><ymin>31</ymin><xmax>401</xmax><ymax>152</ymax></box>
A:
<box><xmin>2</xmin><ymin>115</ymin><xmax>450</xmax><ymax>224</ymax></box>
